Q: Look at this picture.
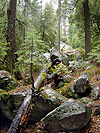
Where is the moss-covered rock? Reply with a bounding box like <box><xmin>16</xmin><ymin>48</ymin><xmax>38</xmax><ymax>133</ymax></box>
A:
<box><xmin>42</xmin><ymin>101</ymin><xmax>91</xmax><ymax>133</ymax></box>
<box><xmin>29</xmin><ymin>86</ymin><xmax>67</xmax><ymax>123</ymax></box>
<box><xmin>0</xmin><ymin>70</ymin><xmax>17</xmax><ymax>91</ymax></box>
<box><xmin>0</xmin><ymin>93</ymin><xmax>25</xmax><ymax>120</ymax></box>
<box><xmin>50</xmin><ymin>47</ymin><xmax>62</xmax><ymax>63</ymax></box>
<box><xmin>73</xmin><ymin>72</ymin><xmax>91</xmax><ymax>95</ymax></box>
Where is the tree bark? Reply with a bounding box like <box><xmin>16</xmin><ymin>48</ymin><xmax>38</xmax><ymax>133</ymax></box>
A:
<box><xmin>7</xmin><ymin>0</ymin><xmax>18</xmax><ymax>73</ymax></box>
<box><xmin>57</xmin><ymin>0</ymin><xmax>61</xmax><ymax>51</ymax></box>
<box><xmin>83</xmin><ymin>0</ymin><xmax>91</xmax><ymax>58</ymax></box>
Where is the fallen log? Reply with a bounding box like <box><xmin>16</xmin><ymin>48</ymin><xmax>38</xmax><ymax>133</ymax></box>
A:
<box><xmin>8</xmin><ymin>65</ymin><xmax>47</xmax><ymax>133</ymax></box>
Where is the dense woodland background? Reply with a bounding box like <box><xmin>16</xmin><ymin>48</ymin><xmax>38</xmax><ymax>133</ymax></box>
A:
<box><xmin>0</xmin><ymin>1</ymin><xmax>100</xmax><ymax>132</ymax></box>
<box><xmin>0</xmin><ymin>0</ymin><xmax>100</xmax><ymax>77</ymax></box>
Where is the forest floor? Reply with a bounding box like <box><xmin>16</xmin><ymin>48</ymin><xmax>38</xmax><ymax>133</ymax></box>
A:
<box><xmin>0</xmin><ymin>62</ymin><xmax>100</xmax><ymax>133</ymax></box>
<box><xmin>24</xmin><ymin>63</ymin><xmax>100</xmax><ymax>133</ymax></box>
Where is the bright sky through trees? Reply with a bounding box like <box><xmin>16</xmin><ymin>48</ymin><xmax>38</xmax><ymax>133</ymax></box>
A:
<box><xmin>38</xmin><ymin>0</ymin><xmax>58</xmax><ymax>9</ymax></box>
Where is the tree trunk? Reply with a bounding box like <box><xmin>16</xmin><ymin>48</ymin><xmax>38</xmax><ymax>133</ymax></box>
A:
<box><xmin>57</xmin><ymin>0</ymin><xmax>61</xmax><ymax>51</ymax></box>
<box><xmin>83</xmin><ymin>0</ymin><xmax>91</xmax><ymax>58</ymax></box>
<box><xmin>7</xmin><ymin>0</ymin><xmax>17</xmax><ymax>73</ymax></box>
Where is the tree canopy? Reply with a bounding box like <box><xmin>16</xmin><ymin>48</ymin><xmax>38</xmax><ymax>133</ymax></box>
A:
<box><xmin>0</xmin><ymin>0</ymin><xmax>100</xmax><ymax>75</ymax></box>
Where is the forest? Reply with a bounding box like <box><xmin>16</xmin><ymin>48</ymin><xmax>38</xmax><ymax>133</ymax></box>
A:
<box><xmin>0</xmin><ymin>0</ymin><xmax>100</xmax><ymax>133</ymax></box>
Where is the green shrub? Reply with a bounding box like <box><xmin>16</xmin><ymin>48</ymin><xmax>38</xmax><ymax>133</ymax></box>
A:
<box><xmin>77</xmin><ymin>48</ymin><xmax>85</xmax><ymax>59</ymax></box>
<box><xmin>88</xmin><ymin>44</ymin><xmax>100</xmax><ymax>62</ymax></box>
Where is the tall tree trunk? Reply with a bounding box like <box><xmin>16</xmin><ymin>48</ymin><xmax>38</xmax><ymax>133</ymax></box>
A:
<box><xmin>83</xmin><ymin>0</ymin><xmax>91</xmax><ymax>58</ymax></box>
<box><xmin>57</xmin><ymin>0</ymin><xmax>61</xmax><ymax>51</ymax></box>
<box><xmin>7</xmin><ymin>0</ymin><xmax>17</xmax><ymax>73</ymax></box>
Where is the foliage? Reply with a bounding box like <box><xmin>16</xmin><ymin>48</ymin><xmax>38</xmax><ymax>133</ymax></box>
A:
<box><xmin>77</xmin><ymin>48</ymin><xmax>85</xmax><ymax>59</ymax></box>
<box><xmin>88</xmin><ymin>44</ymin><xmax>100</xmax><ymax>62</ymax></box>
<box><xmin>15</xmin><ymin>2</ymin><xmax>57</xmax><ymax>74</ymax></box>
<box><xmin>0</xmin><ymin>0</ymin><xmax>100</xmax><ymax>76</ymax></box>
<box><xmin>0</xmin><ymin>1</ymin><xmax>8</xmax><ymax>62</ymax></box>
<box><xmin>61</xmin><ymin>35</ymin><xmax>68</xmax><ymax>44</ymax></box>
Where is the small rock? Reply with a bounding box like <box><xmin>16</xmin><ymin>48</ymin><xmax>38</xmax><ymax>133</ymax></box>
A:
<box><xmin>90</xmin><ymin>84</ymin><xmax>99</xmax><ymax>100</ymax></box>
<box><xmin>94</xmin><ymin>104</ymin><xmax>100</xmax><ymax>107</ymax></box>
<box><xmin>73</xmin><ymin>72</ymin><xmax>90</xmax><ymax>95</ymax></box>
<box><xmin>87</xmin><ymin>101</ymin><xmax>94</xmax><ymax>108</ymax></box>
<box><xmin>75</xmin><ymin>93</ymin><xmax>81</xmax><ymax>98</ymax></box>
<box><xmin>67</xmin><ymin>98</ymin><xmax>74</xmax><ymax>103</ymax></box>
<box><xmin>97</xmin><ymin>76</ymin><xmax>100</xmax><ymax>81</ymax></box>
<box><xmin>68</xmin><ymin>61</ymin><xmax>79</xmax><ymax>72</ymax></box>
<box><xmin>80</xmin><ymin>97</ymin><xmax>92</xmax><ymax>104</ymax></box>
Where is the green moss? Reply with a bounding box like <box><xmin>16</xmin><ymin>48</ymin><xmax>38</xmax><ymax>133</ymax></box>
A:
<box><xmin>59</xmin><ymin>83</ymin><xmax>75</xmax><ymax>98</ymax></box>
<box><xmin>56</xmin><ymin>63</ymin><xmax>70</xmax><ymax>75</ymax></box>
<box><xmin>8</xmin><ymin>87</ymin><xmax>19</xmax><ymax>93</ymax></box>
<box><xmin>0</xmin><ymin>92</ymin><xmax>10</xmax><ymax>104</ymax></box>
<box><xmin>41</xmin><ymin>73</ymin><xmax>47</xmax><ymax>81</ymax></box>
<box><xmin>42</xmin><ymin>93</ymin><xmax>48</xmax><ymax>99</ymax></box>
<box><xmin>77</xmin><ymin>48</ymin><xmax>85</xmax><ymax>59</ymax></box>
<box><xmin>72</xmin><ymin>53</ymin><xmax>77</xmax><ymax>60</ymax></box>
<box><xmin>64</xmin><ymin>87</ymin><xmax>75</xmax><ymax>98</ymax></box>
<box><xmin>95</xmin><ymin>70</ymin><xmax>100</xmax><ymax>74</ymax></box>
<box><xmin>39</xmin><ymin>87</ymin><xmax>44</xmax><ymax>92</ymax></box>
<box><xmin>48</xmin><ymin>67</ymin><xmax>56</xmax><ymax>73</ymax></box>
<box><xmin>85</xmin><ymin>70</ymin><xmax>94</xmax><ymax>75</ymax></box>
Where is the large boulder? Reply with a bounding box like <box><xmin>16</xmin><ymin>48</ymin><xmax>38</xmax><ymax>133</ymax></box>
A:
<box><xmin>43</xmin><ymin>52</ymin><xmax>50</xmax><ymax>62</ymax></box>
<box><xmin>0</xmin><ymin>86</ymin><xmax>67</xmax><ymax>123</ymax></box>
<box><xmin>29</xmin><ymin>86</ymin><xmax>67</xmax><ymax>123</ymax></box>
<box><xmin>50</xmin><ymin>47</ymin><xmax>62</xmax><ymax>64</ymax></box>
<box><xmin>60</xmin><ymin>41</ymin><xmax>72</xmax><ymax>54</ymax></box>
<box><xmin>62</xmin><ymin>54</ymin><xmax>72</xmax><ymax>66</ymax></box>
<box><xmin>0</xmin><ymin>70</ymin><xmax>17</xmax><ymax>91</ymax></box>
<box><xmin>0</xmin><ymin>93</ymin><xmax>25</xmax><ymax>120</ymax></box>
<box><xmin>62</xmin><ymin>52</ymin><xmax>82</xmax><ymax>68</ymax></box>
<box><xmin>73</xmin><ymin>72</ymin><xmax>91</xmax><ymax>95</ymax></box>
<box><xmin>42</xmin><ymin>101</ymin><xmax>91</xmax><ymax>133</ymax></box>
